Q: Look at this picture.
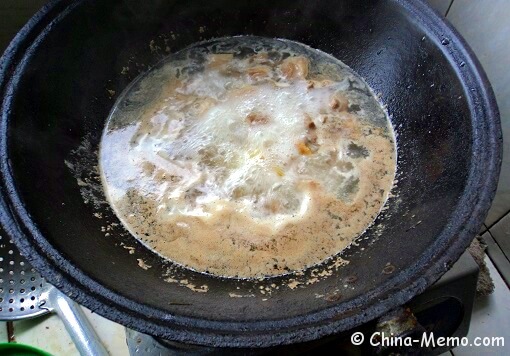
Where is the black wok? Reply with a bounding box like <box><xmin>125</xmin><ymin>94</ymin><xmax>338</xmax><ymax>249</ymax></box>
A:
<box><xmin>0</xmin><ymin>0</ymin><xmax>502</xmax><ymax>348</ymax></box>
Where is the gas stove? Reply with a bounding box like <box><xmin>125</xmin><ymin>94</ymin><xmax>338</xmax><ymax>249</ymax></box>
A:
<box><xmin>125</xmin><ymin>251</ymin><xmax>478</xmax><ymax>355</ymax></box>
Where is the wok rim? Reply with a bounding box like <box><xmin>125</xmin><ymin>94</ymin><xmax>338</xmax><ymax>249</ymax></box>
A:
<box><xmin>0</xmin><ymin>0</ymin><xmax>502</xmax><ymax>348</ymax></box>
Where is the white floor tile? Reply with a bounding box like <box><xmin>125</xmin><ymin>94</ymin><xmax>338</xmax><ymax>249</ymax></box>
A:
<box><xmin>427</xmin><ymin>0</ymin><xmax>452</xmax><ymax>16</ymax></box>
<box><xmin>447</xmin><ymin>0</ymin><xmax>510</xmax><ymax>226</ymax></box>
<box><xmin>14</xmin><ymin>314</ymin><xmax>77</xmax><ymax>355</ymax></box>
<box><xmin>0</xmin><ymin>322</ymin><xmax>7</xmax><ymax>342</ymax></box>
<box><xmin>12</xmin><ymin>306</ymin><xmax>128</xmax><ymax>356</ymax></box>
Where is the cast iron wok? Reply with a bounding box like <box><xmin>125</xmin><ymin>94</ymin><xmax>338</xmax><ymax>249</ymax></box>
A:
<box><xmin>0</xmin><ymin>0</ymin><xmax>502</xmax><ymax>348</ymax></box>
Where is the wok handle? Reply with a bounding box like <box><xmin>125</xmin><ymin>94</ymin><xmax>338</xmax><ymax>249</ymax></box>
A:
<box><xmin>50</xmin><ymin>289</ymin><xmax>109</xmax><ymax>356</ymax></box>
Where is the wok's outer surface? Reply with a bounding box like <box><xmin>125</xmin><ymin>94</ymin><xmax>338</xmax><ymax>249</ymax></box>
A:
<box><xmin>0</xmin><ymin>0</ymin><xmax>502</xmax><ymax>348</ymax></box>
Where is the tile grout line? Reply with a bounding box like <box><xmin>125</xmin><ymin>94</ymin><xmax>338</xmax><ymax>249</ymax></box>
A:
<box><xmin>445</xmin><ymin>0</ymin><xmax>455</xmax><ymax>17</ymax></box>
<box><xmin>7</xmin><ymin>321</ymin><xmax>14</xmax><ymax>342</ymax></box>
<box><xmin>485</xmin><ymin>209</ymin><xmax>510</xmax><ymax>230</ymax></box>
<box><xmin>483</xmin><ymin>231</ymin><xmax>510</xmax><ymax>290</ymax></box>
<box><xmin>486</xmin><ymin>226</ymin><xmax>510</xmax><ymax>262</ymax></box>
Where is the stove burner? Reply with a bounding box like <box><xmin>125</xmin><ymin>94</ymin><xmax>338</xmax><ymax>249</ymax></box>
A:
<box><xmin>126</xmin><ymin>251</ymin><xmax>478</xmax><ymax>355</ymax></box>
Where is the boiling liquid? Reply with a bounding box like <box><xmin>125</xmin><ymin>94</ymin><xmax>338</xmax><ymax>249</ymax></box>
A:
<box><xmin>100</xmin><ymin>37</ymin><xmax>396</xmax><ymax>278</ymax></box>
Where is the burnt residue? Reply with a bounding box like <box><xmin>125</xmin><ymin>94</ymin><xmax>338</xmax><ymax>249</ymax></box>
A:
<box><xmin>382</xmin><ymin>263</ymin><xmax>396</xmax><ymax>275</ymax></box>
<box><xmin>346</xmin><ymin>142</ymin><xmax>369</xmax><ymax>159</ymax></box>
